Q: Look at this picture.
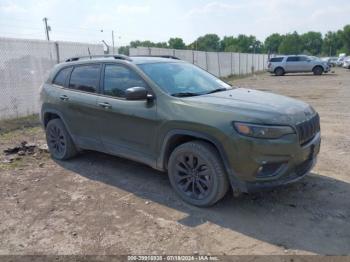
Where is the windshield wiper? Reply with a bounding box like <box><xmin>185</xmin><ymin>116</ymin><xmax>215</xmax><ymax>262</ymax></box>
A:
<box><xmin>204</xmin><ymin>88</ymin><xmax>228</xmax><ymax>94</ymax></box>
<box><xmin>171</xmin><ymin>92</ymin><xmax>201</xmax><ymax>97</ymax></box>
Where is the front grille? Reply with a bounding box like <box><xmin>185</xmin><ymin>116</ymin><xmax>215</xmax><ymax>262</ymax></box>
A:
<box><xmin>296</xmin><ymin>113</ymin><xmax>320</xmax><ymax>145</ymax></box>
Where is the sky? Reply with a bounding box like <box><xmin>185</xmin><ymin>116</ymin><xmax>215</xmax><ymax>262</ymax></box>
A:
<box><xmin>0</xmin><ymin>0</ymin><xmax>349</xmax><ymax>47</ymax></box>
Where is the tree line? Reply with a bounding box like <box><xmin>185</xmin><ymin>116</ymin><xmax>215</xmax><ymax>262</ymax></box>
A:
<box><xmin>118</xmin><ymin>24</ymin><xmax>350</xmax><ymax>57</ymax></box>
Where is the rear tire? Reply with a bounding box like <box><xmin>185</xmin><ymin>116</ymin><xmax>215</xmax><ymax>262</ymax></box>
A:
<box><xmin>313</xmin><ymin>66</ymin><xmax>323</xmax><ymax>75</ymax></box>
<box><xmin>168</xmin><ymin>141</ymin><xmax>229</xmax><ymax>207</ymax></box>
<box><xmin>46</xmin><ymin>119</ymin><xmax>77</xmax><ymax>160</ymax></box>
<box><xmin>274</xmin><ymin>67</ymin><xmax>284</xmax><ymax>76</ymax></box>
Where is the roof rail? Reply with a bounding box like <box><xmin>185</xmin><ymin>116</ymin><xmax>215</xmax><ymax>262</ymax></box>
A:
<box><xmin>65</xmin><ymin>54</ymin><xmax>132</xmax><ymax>62</ymax></box>
<box><xmin>132</xmin><ymin>55</ymin><xmax>181</xmax><ymax>60</ymax></box>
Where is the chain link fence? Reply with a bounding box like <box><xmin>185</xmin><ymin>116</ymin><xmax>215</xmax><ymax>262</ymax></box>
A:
<box><xmin>130</xmin><ymin>47</ymin><xmax>271</xmax><ymax>77</ymax></box>
<box><xmin>0</xmin><ymin>37</ymin><xmax>104</xmax><ymax>120</ymax></box>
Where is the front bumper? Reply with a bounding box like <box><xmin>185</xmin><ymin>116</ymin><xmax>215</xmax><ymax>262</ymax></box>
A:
<box><xmin>225</xmin><ymin>131</ymin><xmax>321</xmax><ymax>193</ymax></box>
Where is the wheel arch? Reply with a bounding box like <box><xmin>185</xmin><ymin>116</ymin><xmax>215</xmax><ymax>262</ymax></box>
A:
<box><xmin>158</xmin><ymin>129</ymin><xmax>231</xmax><ymax>174</ymax></box>
<box><xmin>312</xmin><ymin>65</ymin><xmax>324</xmax><ymax>71</ymax></box>
<box><xmin>274</xmin><ymin>66</ymin><xmax>285</xmax><ymax>73</ymax></box>
<box><xmin>41</xmin><ymin>108</ymin><xmax>74</xmax><ymax>138</ymax></box>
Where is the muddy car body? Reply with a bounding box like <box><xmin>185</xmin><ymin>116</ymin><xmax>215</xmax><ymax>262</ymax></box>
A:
<box><xmin>40</xmin><ymin>55</ymin><xmax>321</xmax><ymax>206</ymax></box>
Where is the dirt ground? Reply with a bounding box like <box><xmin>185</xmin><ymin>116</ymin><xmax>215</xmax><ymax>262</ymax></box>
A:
<box><xmin>0</xmin><ymin>68</ymin><xmax>349</xmax><ymax>256</ymax></box>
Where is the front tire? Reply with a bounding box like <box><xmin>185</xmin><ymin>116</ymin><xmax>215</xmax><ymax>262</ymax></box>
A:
<box><xmin>46</xmin><ymin>119</ymin><xmax>77</xmax><ymax>160</ymax></box>
<box><xmin>313</xmin><ymin>66</ymin><xmax>323</xmax><ymax>75</ymax></box>
<box><xmin>168</xmin><ymin>141</ymin><xmax>229</xmax><ymax>207</ymax></box>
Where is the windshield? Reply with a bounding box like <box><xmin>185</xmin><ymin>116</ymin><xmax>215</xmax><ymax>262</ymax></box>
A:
<box><xmin>138</xmin><ymin>62</ymin><xmax>232</xmax><ymax>96</ymax></box>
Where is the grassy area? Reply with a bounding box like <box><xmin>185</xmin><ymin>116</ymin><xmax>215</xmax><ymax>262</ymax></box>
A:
<box><xmin>0</xmin><ymin>114</ymin><xmax>41</xmax><ymax>135</ymax></box>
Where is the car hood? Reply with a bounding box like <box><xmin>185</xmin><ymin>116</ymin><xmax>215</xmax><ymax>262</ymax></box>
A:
<box><xmin>184</xmin><ymin>88</ymin><xmax>315</xmax><ymax>125</ymax></box>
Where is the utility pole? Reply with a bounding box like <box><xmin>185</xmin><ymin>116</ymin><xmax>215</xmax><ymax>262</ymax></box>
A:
<box><xmin>112</xmin><ymin>30</ymin><xmax>115</xmax><ymax>55</ymax></box>
<box><xmin>43</xmin><ymin>17</ymin><xmax>50</xmax><ymax>41</ymax></box>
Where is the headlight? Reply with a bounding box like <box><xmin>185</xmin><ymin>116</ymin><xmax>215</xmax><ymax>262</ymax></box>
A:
<box><xmin>233</xmin><ymin>122</ymin><xmax>295</xmax><ymax>139</ymax></box>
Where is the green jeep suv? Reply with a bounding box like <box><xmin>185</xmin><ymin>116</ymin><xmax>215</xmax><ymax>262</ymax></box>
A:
<box><xmin>40</xmin><ymin>55</ymin><xmax>321</xmax><ymax>206</ymax></box>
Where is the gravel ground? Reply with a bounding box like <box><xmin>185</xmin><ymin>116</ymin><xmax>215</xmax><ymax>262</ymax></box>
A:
<box><xmin>0</xmin><ymin>68</ymin><xmax>349</xmax><ymax>256</ymax></box>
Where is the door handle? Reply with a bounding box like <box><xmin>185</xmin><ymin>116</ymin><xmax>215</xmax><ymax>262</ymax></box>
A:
<box><xmin>98</xmin><ymin>102</ymin><xmax>112</xmax><ymax>109</ymax></box>
<box><xmin>59</xmin><ymin>95</ymin><xmax>69</xmax><ymax>101</ymax></box>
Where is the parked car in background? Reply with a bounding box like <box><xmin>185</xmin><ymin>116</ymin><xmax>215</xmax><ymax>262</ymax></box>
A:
<box><xmin>342</xmin><ymin>57</ymin><xmax>350</xmax><ymax>69</ymax></box>
<box><xmin>268</xmin><ymin>55</ymin><xmax>330</xmax><ymax>76</ymax></box>
<box><xmin>321</xmin><ymin>57</ymin><xmax>338</xmax><ymax>67</ymax></box>
<box><xmin>40</xmin><ymin>55</ymin><xmax>321</xmax><ymax>207</ymax></box>
<box><xmin>336</xmin><ymin>54</ymin><xmax>347</xmax><ymax>66</ymax></box>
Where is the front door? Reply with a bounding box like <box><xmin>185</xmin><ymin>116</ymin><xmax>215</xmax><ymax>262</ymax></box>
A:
<box><xmin>96</xmin><ymin>63</ymin><xmax>159</xmax><ymax>166</ymax></box>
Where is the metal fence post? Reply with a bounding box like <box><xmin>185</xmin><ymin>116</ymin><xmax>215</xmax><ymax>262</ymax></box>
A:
<box><xmin>230</xmin><ymin>52</ymin><xmax>233</xmax><ymax>76</ymax></box>
<box><xmin>238</xmin><ymin>53</ymin><xmax>241</xmax><ymax>75</ymax></box>
<box><xmin>246</xmin><ymin>54</ymin><xmax>248</xmax><ymax>75</ymax></box>
<box><xmin>217</xmin><ymin>52</ymin><xmax>221</xmax><ymax>77</ymax></box>
<box><xmin>55</xmin><ymin>42</ymin><xmax>60</xmax><ymax>63</ymax></box>
<box><xmin>205</xmin><ymin>52</ymin><xmax>208</xmax><ymax>71</ymax></box>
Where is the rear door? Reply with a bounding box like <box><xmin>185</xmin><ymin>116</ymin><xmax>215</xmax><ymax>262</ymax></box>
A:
<box><xmin>95</xmin><ymin>63</ymin><xmax>159</xmax><ymax>166</ymax></box>
<box><xmin>58</xmin><ymin>63</ymin><xmax>103</xmax><ymax>150</ymax></box>
<box><xmin>285</xmin><ymin>56</ymin><xmax>299</xmax><ymax>72</ymax></box>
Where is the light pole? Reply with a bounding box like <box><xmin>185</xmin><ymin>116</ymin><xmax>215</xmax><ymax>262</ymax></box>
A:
<box><xmin>42</xmin><ymin>17</ymin><xmax>51</xmax><ymax>41</ymax></box>
<box><xmin>101</xmin><ymin>29</ymin><xmax>117</xmax><ymax>54</ymax></box>
<box><xmin>250</xmin><ymin>43</ymin><xmax>257</xmax><ymax>74</ymax></box>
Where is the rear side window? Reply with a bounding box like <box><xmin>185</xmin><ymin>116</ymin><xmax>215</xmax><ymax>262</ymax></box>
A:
<box><xmin>286</xmin><ymin>56</ymin><xmax>298</xmax><ymax>62</ymax></box>
<box><xmin>53</xmin><ymin>67</ymin><xmax>72</xmax><ymax>86</ymax></box>
<box><xmin>270</xmin><ymin>57</ymin><xmax>283</xmax><ymax>62</ymax></box>
<box><xmin>103</xmin><ymin>64</ymin><xmax>147</xmax><ymax>98</ymax></box>
<box><xmin>69</xmin><ymin>64</ymin><xmax>100</xmax><ymax>93</ymax></box>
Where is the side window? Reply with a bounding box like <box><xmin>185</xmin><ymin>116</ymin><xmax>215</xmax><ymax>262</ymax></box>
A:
<box><xmin>103</xmin><ymin>64</ymin><xmax>147</xmax><ymax>98</ymax></box>
<box><xmin>69</xmin><ymin>64</ymin><xmax>100</xmax><ymax>93</ymax></box>
<box><xmin>270</xmin><ymin>57</ymin><xmax>283</xmax><ymax>62</ymax></box>
<box><xmin>53</xmin><ymin>67</ymin><xmax>72</xmax><ymax>87</ymax></box>
<box><xmin>286</xmin><ymin>56</ymin><xmax>298</xmax><ymax>62</ymax></box>
<box><xmin>299</xmin><ymin>56</ymin><xmax>308</xmax><ymax>62</ymax></box>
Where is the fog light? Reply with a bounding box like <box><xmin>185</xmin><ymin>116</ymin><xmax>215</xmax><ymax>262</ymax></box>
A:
<box><xmin>256</xmin><ymin>162</ymin><xmax>286</xmax><ymax>178</ymax></box>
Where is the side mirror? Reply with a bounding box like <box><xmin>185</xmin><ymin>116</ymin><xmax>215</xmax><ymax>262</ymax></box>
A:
<box><xmin>125</xmin><ymin>86</ymin><xmax>153</xmax><ymax>101</ymax></box>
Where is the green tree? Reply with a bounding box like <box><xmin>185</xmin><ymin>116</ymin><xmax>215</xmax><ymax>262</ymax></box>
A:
<box><xmin>340</xmin><ymin>24</ymin><xmax>350</xmax><ymax>54</ymax></box>
<box><xmin>130</xmin><ymin>40</ymin><xmax>168</xmax><ymax>48</ymax></box>
<box><xmin>278</xmin><ymin>32</ymin><xmax>302</xmax><ymax>54</ymax></box>
<box><xmin>322</xmin><ymin>31</ymin><xmax>342</xmax><ymax>56</ymax></box>
<box><xmin>221</xmin><ymin>35</ymin><xmax>262</xmax><ymax>53</ymax></box>
<box><xmin>193</xmin><ymin>34</ymin><xmax>221</xmax><ymax>51</ymax></box>
<box><xmin>118</xmin><ymin>46</ymin><xmax>130</xmax><ymax>55</ymax></box>
<box><xmin>221</xmin><ymin>36</ymin><xmax>238</xmax><ymax>51</ymax></box>
<box><xmin>264</xmin><ymin>33</ymin><xmax>284</xmax><ymax>53</ymax></box>
<box><xmin>300</xmin><ymin>31</ymin><xmax>323</xmax><ymax>55</ymax></box>
<box><xmin>168</xmin><ymin>37</ymin><xmax>186</xmax><ymax>49</ymax></box>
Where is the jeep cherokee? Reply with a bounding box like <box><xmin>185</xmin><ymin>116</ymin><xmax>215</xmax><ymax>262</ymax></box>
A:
<box><xmin>40</xmin><ymin>55</ymin><xmax>321</xmax><ymax>207</ymax></box>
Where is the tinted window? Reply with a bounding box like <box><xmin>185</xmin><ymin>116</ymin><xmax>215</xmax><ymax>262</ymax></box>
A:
<box><xmin>270</xmin><ymin>57</ymin><xmax>283</xmax><ymax>62</ymax></box>
<box><xmin>286</xmin><ymin>56</ymin><xmax>299</xmax><ymax>62</ymax></box>
<box><xmin>299</xmin><ymin>56</ymin><xmax>308</xmax><ymax>61</ymax></box>
<box><xmin>103</xmin><ymin>64</ymin><xmax>147</xmax><ymax>98</ymax></box>
<box><xmin>53</xmin><ymin>67</ymin><xmax>72</xmax><ymax>86</ymax></box>
<box><xmin>69</xmin><ymin>64</ymin><xmax>100</xmax><ymax>93</ymax></box>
